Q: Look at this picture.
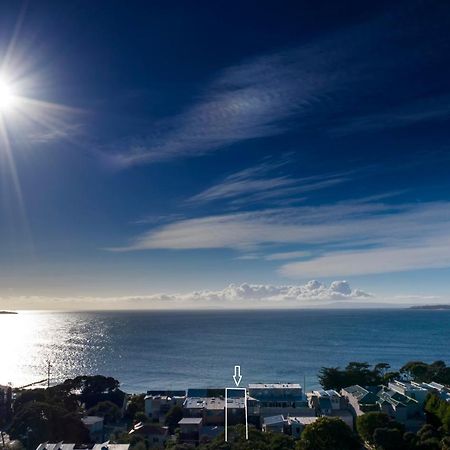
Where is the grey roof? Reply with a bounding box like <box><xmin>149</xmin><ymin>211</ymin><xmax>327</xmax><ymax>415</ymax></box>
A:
<box><xmin>312</xmin><ymin>389</ymin><xmax>340</xmax><ymax>399</ymax></box>
<box><xmin>226</xmin><ymin>397</ymin><xmax>246</xmax><ymax>408</ymax></box>
<box><xmin>325</xmin><ymin>389</ymin><xmax>341</xmax><ymax>397</ymax></box>
<box><xmin>377</xmin><ymin>387</ymin><xmax>417</xmax><ymax>407</ymax></box>
<box><xmin>184</xmin><ymin>396</ymin><xmax>245</xmax><ymax>410</ymax></box>
<box><xmin>81</xmin><ymin>416</ymin><xmax>104</xmax><ymax>425</ymax></box>
<box><xmin>178</xmin><ymin>417</ymin><xmax>203</xmax><ymax>425</ymax></box>
<box><xmin>92</xmin><ymin>443</ymin><xmax>130</xmax><ymax>450</ymax></box>
<box><xmin>36</xmin><ymin>444</ymin><xmax>75</xmax><ymax>450</ymax></box>
<box><xmin>249</xmin><ymin>383</ymin><xmax>301</xmax><ymax>389</ymax></box>
<box><xmin>288</xmin><ymin>416</ymin><xmax>319</xmax><ymax>426</ymax></box>
<box><xmin>342</xmin><ymin>385</ymin><xmax>377</xmax><ymax>404</ymax></box>
<box><xmin>184</xmin><ymin>397</ymin><xmax>224</xmax><ymax>410</ymax></box>
<box><xmin>263</xmin><ymin>415</ymin><xmax>286</xmax><ymax>426</ymax></box>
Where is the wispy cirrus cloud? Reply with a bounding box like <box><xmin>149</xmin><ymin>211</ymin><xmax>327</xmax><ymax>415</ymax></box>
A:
<box><xmin>279</xmin><ymin>237</ymin><xmax>450</xmax><ymax>278</ymax></box>
<box><xmin>188</xmin><ymin>158</ymin><xmax>350</xmax><ymax>206</ymax></box>
<box><xmin>108</xmin><ymin>46</ymin><xmax>334</xmax><ymax>167</ymax></box>
<box><xmin>110</xmin><ymin>199</ymin><xmax>450</xmax><ymax>277</ymax></box>
<box><xmin>27</xmin><ymin>122</ymin><xmax>85</xmax><ymax>144</ymax></box>
<box><xmin>331</xmin><ymin>94</ymin><xmax>450</xmax><ymax>135</ymax></box>
<box><xmin>265</xmin><ymin>251</ymin><xmax>311</xmax><ymax>261</ymax></box>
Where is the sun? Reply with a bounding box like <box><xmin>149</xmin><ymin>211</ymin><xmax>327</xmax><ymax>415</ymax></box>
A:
<box><xmin>0</xmin><ymin>77</ymin><xmax>17</xmax><ymax>112</ymax></box>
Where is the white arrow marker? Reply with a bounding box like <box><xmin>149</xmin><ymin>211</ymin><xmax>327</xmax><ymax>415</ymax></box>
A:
<box><xmin>233</xmin><ymin>365</ymin><xmax>242</xmax><ymax>387</ymax></box>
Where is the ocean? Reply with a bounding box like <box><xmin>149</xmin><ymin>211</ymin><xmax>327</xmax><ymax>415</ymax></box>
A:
<box><xmin>1</xmin><ymin>309</ymin><xmax>449</xmax><ymax>393</ymax></box>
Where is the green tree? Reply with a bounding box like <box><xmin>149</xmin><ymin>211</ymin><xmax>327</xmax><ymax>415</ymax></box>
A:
<box><xmin>9</xmin><ymin>402</ymin><xmax>89</xmax><ymax>449</ymax></box>
<box><xmin>425</xmin><ymin>394</ymin><xmax>450</xmax><ymax>432</ymax></box>
<box><xmin>356</xmin><ymin>412</ymin><xmax>392</xmax><ymax>444</ymax></box>
<box><xmin>165</xmin><ymin>405</ymin><xmax>183</xmax><ymax>433</ymax></box>
<box><xmin>374</xmin><ymin>363</ymin><xmax>391</xmax><ymax>376</ymax></box>
<box><xmin>400</xmin><ymin>361</ymin><xmax>450</xmax><ymax>385</ymax></box>
<box><xmin>318</xmin><ymin>367</ymin><xmax>344</xmax><ymax>390</ymax></box>
<box><xmin>318</xmin><ymin>362</ymin><xmax>383</xmax><ymax>390</ymax></box>
<box><xmin>441</xmin><ymin>436</ymin><xmax>450</xmax><ymax>450</ymax></box>
<box><xmin>87</xmin><ymin>400</ymin><xmax>121</xmax><ymax>424</ymax></box>
<box><xmin>296</xmin><ymin>417</ymin><xmax>360</xmax><ymax>450</ymax></box>
<box><xmin>195</xmin><ymin>424</ymin><xmax>294</xmax><ymax>450</ymax></box>
<box><xmin>13</xmin><ymin>387</ymin><xmax>79</xmax><ymax>415</ymax></box>
<box><xmin>59</xmin><ymin>375</ymin><xmax>125</xmax><ymax>409</ymax></box>
<box><xmin>372</xmin><ymin>427</ymin><xmax>406</xmax><ymax>450</ymax></box>
<box><xmin>125</xmin><ymin>394</ymin><xmax>145</xmax><ymax>423</ymax></box>
<box><xmin>133</xmin><ymin>411</ymin><xmax>149</xmax><ymax>423</ymax></box>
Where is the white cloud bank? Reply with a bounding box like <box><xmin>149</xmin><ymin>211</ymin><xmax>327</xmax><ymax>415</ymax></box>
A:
<box><xmin>1</xmin><ymin>280</ymin><xmax>372</xmax><ymax>310</ymax></box>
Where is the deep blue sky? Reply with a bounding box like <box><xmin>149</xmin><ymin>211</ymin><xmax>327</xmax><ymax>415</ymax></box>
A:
<box><xmin>1</xmin><ymin>0</ymin><xmax>450</xmax><ymax>306</ymax></box>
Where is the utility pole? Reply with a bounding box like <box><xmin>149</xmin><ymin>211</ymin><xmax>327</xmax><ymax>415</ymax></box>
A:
<box><xmin>47</xmin><ymin>360</ymin><xmax>52</xmax><ymax>388</ymax></box>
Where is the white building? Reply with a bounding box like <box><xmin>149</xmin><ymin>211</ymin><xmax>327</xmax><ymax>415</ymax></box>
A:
<box><xmin>144</xmin><ymin>394</ymin><xmax>185</xmax><ymax>423</ymax></box>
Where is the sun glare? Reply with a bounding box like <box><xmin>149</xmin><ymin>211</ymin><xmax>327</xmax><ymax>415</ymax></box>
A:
<box><xmin>0</xmin><ymin>77</ymin><xmax>16</xmax><ymax>112</ymax></box>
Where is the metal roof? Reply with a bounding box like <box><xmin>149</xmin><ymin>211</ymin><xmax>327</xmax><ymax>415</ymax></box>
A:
<box><xmin>263</xmin><ymin>415</ymin><xmax>286</xmax><ymax>426</ymax></box>
<box><xmin>178</xmin><ymin>417</ymin><xmax>203</xmax><ymax>425</ymax></box>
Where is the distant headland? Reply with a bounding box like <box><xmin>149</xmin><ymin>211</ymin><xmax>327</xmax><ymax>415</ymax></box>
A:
<box><xmin>409</xmin><ymin>304</ymin><xmax>450</xmax><ymax>310</ymax></box>
<box><xmin>0</xmin><ymin>310</ymin><xmax>18</xmax><ymax>314</ymax></box>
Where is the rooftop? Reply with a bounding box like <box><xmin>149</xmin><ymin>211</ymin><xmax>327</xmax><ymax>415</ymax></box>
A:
<box><xmin>249</xmin><ymin>383</ymin><xmax>301</xmax><ymax>389</ymax></box>
<box><xmin>288</xmin><ymin>416</ymin><xmax>319</xmax><ymax>426</ymax></box>
<box><xmin>184</xmin><ymin>396</ymin><xmax>245</xmax><ymax>410</ymax></box>
<box><xmin>36</xmin><ymin>443</ymin><xmax>129</xmax><ymax>450</ymax></box>
<box><xmin>178</xmin><ymin>417</ymin><xmax>203</xmax><ymax>425</ymax></box>
<box><xmin>263</xmin><ymin>415</ymin><xmax>286</xmax><ymax>426</ymax></box>
<box><xmin>342</xmin><ymin>385</ymin><xmax>376</xmax><ymax>402</ymax></box>
<box><xmin>92</xmin><ymin>444</ymin><xmax>129</xmax><ymax>450</ymax></box>
<box><xmin>36</xmin><ymin>444</ymin><xmax>75</xmax><ymax>450</ymax></box>
<box><xmin>81</xmin><ymin>416</ymin><xmax>104</xmax><ymax>426</ymax></box>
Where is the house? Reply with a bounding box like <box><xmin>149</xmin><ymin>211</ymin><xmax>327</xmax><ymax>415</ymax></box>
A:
<box><xmin>0</xmin><ymin>384</ymin><xmax>12</xmax><ymax>425</ymax></box>
<box><xmin>388</xmin><ymin>380</ymin><xmax>429</xmax><ymax>405</ymax></box>
<box><xmin>377</xmin><ymin>386</ymin><xmax>424</xmax><ymax>431</ymax></box>
<box><xmin>308</xmin><ymin>390</ymin><xmax>345</xmax><ymax>415</ymax></box>
<box><xmin>287</xmin><ymin>416</ymin><xmax>319</xmax><ymax>439</ymax></box>
<box><xmin>81</xmin><ymin>416</ymin><xmax>104</xmax><ymax>442</ymax></box>
<box><xmin>144</xmin><ymin>391</ymin><xmax>185</xmax><ymax>423</ymax></box>
<box><xmin>129</xmin><ymin>423</ymin><xmax>168</xmax><ymax>449</ymax></box>
<box><xmin>416</xmin><ymin>381</ymin><xmax>450</xmax><ymax>402</ymax></box>
<box><xmin>183</xmin><ymin>396</ymin><xmax>246</xmax><ymax>427</ymax></box>
<box><xmin>340</xmin><ymin>385</ymin><xmax>379</xmax><ymax>416</ymax></box>
<box><xmin>178</xmin><ymin>417</ymin><xmax>203</xmax><ymax>445</ymax></box>
<box><xmin>184</xmin><ymin>397</ymin><xmax>223</xmax><ymax>426</ymax></box>
<box><xmin>248</xmin><ymin>383</ymin><xmax>308</xmax><ymax>417</ymax></box>
<box><xmin>248</xmin><ymin>383</ymin><xmax>304</xmax><ymax>407</ymax></box>
<box><xmin>308</xmin><ymin>389</ymin><xmax>353</xmax><ymax>429</ymax></box>
<box><xmin>262</xmin><ymin>415</ymin><xmax>286</xmax><ymax>433</ymax></box>
<box><xmin>262</xmin><ymin>415</ymin><xmax>319</xmax><ymax>439</ymax></box>
<box><xmin>35</xmin><ymin>443</ymin><xmax>129</xmax><ymax>450</ymax></box>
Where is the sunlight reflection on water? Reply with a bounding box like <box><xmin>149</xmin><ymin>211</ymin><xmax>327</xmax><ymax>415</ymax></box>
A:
<box><xmin>0</xmin><ymin>311</ymin><xmax>110</xmax><ymax>387</ymax></box>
